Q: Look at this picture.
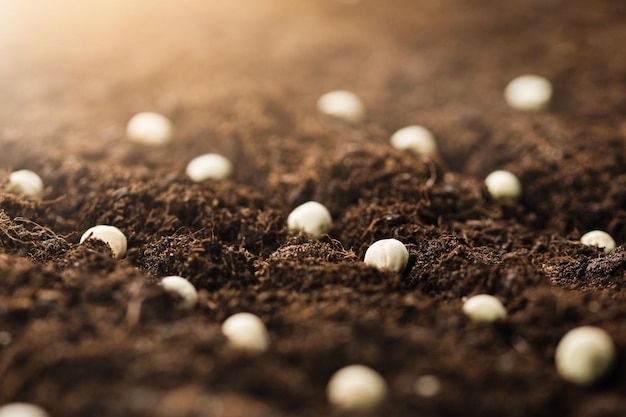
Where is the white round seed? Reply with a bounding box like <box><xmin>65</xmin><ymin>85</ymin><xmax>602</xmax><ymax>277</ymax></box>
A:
<box><xmin>364</xmin><ymin>238</ymin><xmax>409</xmax><ymax>273</ymax></box>
<box><xmin>485</xmin><ymin>170</ymin><xmax>522</xmax><ymax>199</ymax></box>
<box><xmin>317</xmin><ymin>90</ymin><xmax>366</xmax><ymax>124</ymax></box>
<box><xmin>414</xmin><ymin>374</ymin><xmax>441</xmax><ymax>398</ymax></box>
<box><xmin>0</xmin><ymin>403</ymin><xmax>50</xmax><ymax>417</ymax></box>
<box><xmin>0</xmin><ymin>331</ymin><xmax>12</xmax><ymax>346</ymax></box>
<box><xmin>186</xmin><ymin>153</ymin><xmax>233</xmax><ymax>182</ymax></box>
<box><xmin>504</xmin><ymin>75</ymin><xmax>553</xmax><ymax>111</ymax></box>
<box><xmin>555</xmin><ymin>326</ymin><xmax>616</xmax><ymax>386</ymax></box>
<box><xmin>160</xmin><ymin>276</ymin><xmax>198</xmax><ymax>310</ymax></box>
<box><xmin>126</xmin><ymin>112</ymin><xmax>174</xmax><ymax>146</ymax></box>
<box><xmin>390</xmin><ymin>125</ymin><xmax>437</xmax><ymax>156</ymax></box>
<box><xmin>221</xmin><ymin>312</ymin><xmax>270</xmax><ymax>353</ymax></box>
<box><xmin>462</xmin><ymin>294</ymin><xmax>506</xmax><ymax>323</ymax></box>
<box><xmin>580</xmin><ymin>230</ymin><xmax>616</xmax><ymax>254</ymax></box>
<box><xmin>6</xmin><ymin>170</ymin><xmax>44</xmax><ymax>197</ymax></box>
<box><xmin>287</xmin><ymin>201</ymin><xmax>333</xmax><ymax>237</ymax></box>
<box><xmin>80</xmin><ymin>225</ymin><xmax>128</xmax><ymax>259</ymax></box>
<box><xmin>327</xmin><ymin>365</ymin><xmax>387</xmax><ymax>411</ymax></box>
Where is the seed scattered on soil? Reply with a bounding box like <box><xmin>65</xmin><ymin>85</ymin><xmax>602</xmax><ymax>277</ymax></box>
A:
<box><xmin>327</xmin><ymin>364</ymin><xmax>388</xmax><ymax>411</ymax></box>
<box><xmin>316</xmin><ymin>90</ymin><xmax>366</xmax><ymax>124</ymax></box>
<box><xmin>0</xmin><ymin>403</ymin><xmax>50</xmax><ymax>417</ymax></box>
<box><xmin>363</xmin><ymin>238</ymin><xmax>409</xmax><ymax>273</ymax></box>
<box><xmin>0</xmin><ymin>331</ymin><xmax>12</xmax><ymax>346</ymax></box>
<box><xmin>555</xmin><ymin>326</ymin><xmax>616</xmax><ymax>386</ymax></box>
<box><xmin>160</xmin><ymin>276</ymin><xmax>198</xmax><ymax>310</ymax></box>
<box><xmin>580</xmin><ymin>230</ymin><xmax>616</xmax><ymax>253</ymax></box>
<box><xmin>221</xmin><ymin>312</ymin><xmax>270</xmax><ymax>353</ymax></box>
<box><xmin>126</xmin><ymin>112</ymin><xmax>174</xmax><ymax>146</ymax></box>
<box><xmin>484</xmin><ymin>170</ymin><xmax>522</xmax><ymax>199</ymax></box>
<box><xmin>6</xmin><ymin>170</ymin><xmax>44</xmax><ymax>197</ymax></box>
<box><xmin>462</xmin><ymin>294</ymin><xmax>507</xmax><ymax>323</ymax></box>
<box><xmin>185</xmin><ymin>153</ymin><xmax>233</xmax><ymax>182</ymax></box>
<box><xmin>390</xmin><ymin>125</ymin><xmax>437</xmax><ymax>156</ymax></box>
<box><xmin>414</xmin><ymin>374</ymin><xmax>441</xmax><ymax>398</ymax></box>
<box><xmin>287</xmin><ymin>201</ymin><xmax>333</xmax><ymax>237</ymax></box>
<box><xmin>504</xmin><ymin>74</ymin><xmax>553</xmax><ymax>111</ymax></box>
<box><xmin>79</xmin><ymin>225</ymin><xmax>128</xmax><ymax>259</ymax></box>
<box><xmin>1</xmin><ymin>1</ymin><xmax>625</xmax><ymax>415</ymax></box>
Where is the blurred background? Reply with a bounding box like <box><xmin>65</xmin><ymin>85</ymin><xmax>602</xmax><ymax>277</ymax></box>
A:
<box><xmin>1</xmin><ymin>0</ymin><xmax>625</xmax><ymax>178</ymax></box>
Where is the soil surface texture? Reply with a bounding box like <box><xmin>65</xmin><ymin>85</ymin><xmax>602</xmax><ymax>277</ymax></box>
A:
<box><xmin>1</xmin><ymin>0</ymin><xmax>626</xmax><ymax>416</ymax></box>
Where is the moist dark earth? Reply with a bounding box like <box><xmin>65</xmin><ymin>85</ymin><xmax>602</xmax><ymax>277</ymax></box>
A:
<box><xmin>1</xmin><ymin>0</ymin><xmax>626</xmax><ymax>416</ymax></box>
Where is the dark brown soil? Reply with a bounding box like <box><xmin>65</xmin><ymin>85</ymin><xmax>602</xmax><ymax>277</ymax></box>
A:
<box><xmin>1</xmin><ymin>0</ymin><xmax>626</xmax><ymax>416</ymax></box>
